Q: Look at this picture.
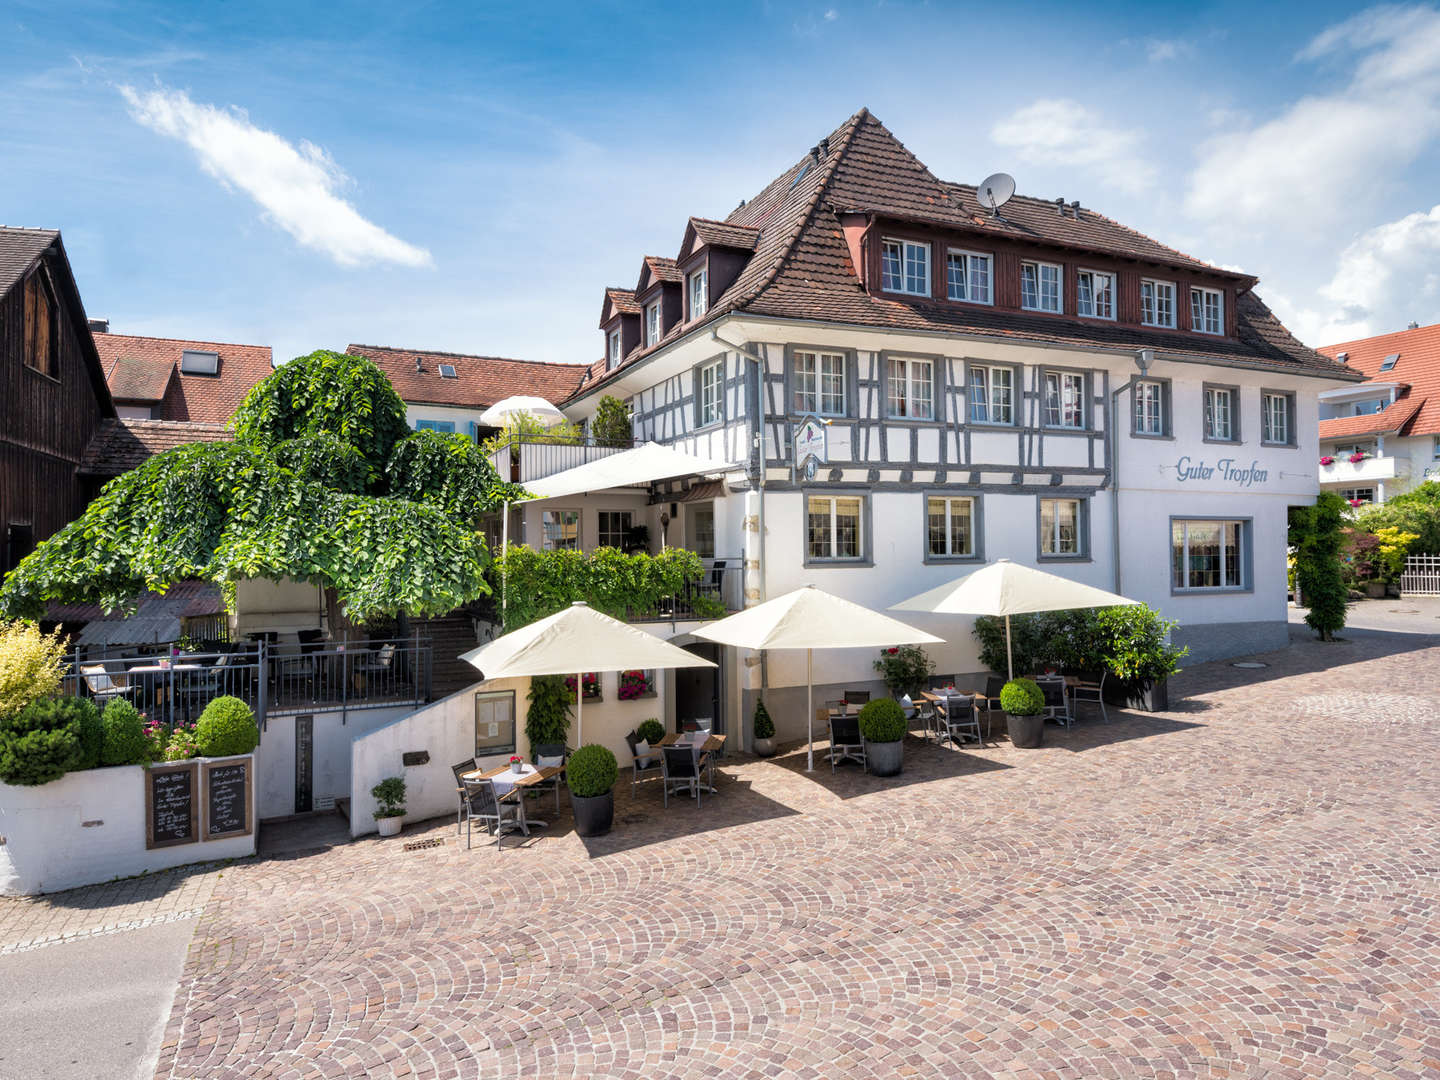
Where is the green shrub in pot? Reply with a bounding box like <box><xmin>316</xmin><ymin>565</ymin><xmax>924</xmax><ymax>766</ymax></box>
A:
<box><xmin>566</xmin><ymin>744</ymin><xmax>618</xmax><ymax>799</ymax></box>
<box><xmin>752</xmin><ymin>699</ymin><xmax>776</xmax><ymax>757</ymax></box>
<box><xmin>857</xmin><ymin>697</ymin><xmax>907</xmax><ymax>742</ymax></box>
<box><xmin>636</xmin><ymin>718</ymin><xmax>665</xmax><ymax>747</ymax></box>
<box><xmin>999</xmin><ymin>677</ymin><xmax>1045</xmax><ymax>749</ymax></box>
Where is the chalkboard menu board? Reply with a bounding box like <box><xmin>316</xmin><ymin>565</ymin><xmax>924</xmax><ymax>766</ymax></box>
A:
<box><xmin>204</xmin><ymin>758</ymin><xmax>253</xmax><ymax>841</ymax></box>
<box><xmin>146</xmin><ymin>762</ymin><xmax>199</xmax><ymax>849</ymax></box>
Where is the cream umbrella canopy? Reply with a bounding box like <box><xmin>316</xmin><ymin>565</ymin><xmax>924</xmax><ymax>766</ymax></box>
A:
<box><xmin>890</xmin><ymin>559</ymin><xmax>1140</xmax><ymax>681</ymax></box>
<box><xmin>479</xmin><ymin>395</ymin><xmax>568</xmax><ymax>428</ymax></box>
<box><xmin>693</xmin><ymin>585</ymin><xmax>942</xmax><ymax>772</ymax></box>
<box><xmin>460</xmin><ymin>602</ymin><xmax>715</xmax><ymax>744</ymax></box>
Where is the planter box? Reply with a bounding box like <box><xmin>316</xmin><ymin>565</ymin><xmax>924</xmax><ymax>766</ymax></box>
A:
<box><xmin>867</xmin><ymin>739</ymin><xmax>903</xmax><ymax>777</ymax></box>
<box><xmin>1103</xmin><ymin>677</ymin><xmax>1169</xmax><ymax>712</ymax></box>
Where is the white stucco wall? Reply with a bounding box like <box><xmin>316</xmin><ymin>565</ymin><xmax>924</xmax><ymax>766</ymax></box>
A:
<box><xmin>256</xmin><ymin>706</ymin><xmax>413</xmax><ymax>820</ymax></box>
<box><xmin>0</xmin><ymin>757</ymin><xmax>257</xmax><ymax>896</ymax></box>
<box><xmin>404</xmin><ymin>403</ymin><xmax>488</xmax><ymax>437</ymax></box>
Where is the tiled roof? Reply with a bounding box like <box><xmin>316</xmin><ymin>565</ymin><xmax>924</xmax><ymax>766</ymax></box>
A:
<box><xmin>688</xmin><ymin>218</ymin><xmax>760</xmax><ymax>252</ymax></box>
<box><xmin>573</xmin><ymin>109</ymin><xmax>1355</xmax><ymax>401</ymax></box>
<box><xmin>641</xmin><ymin>256</ymin><xmax>683</xmax><ymax>287</ymax></box>
<box><xmin>0</xmin><ymin>226</ymin><xmax>58</xmax><ymax>296</ymax></box>
<box><xmin>79</xmin><ymin>418</ymin><xmax>232</xmax><ymax>476</ymax></box>
<box><xmin>602</xmin><ymin>287</ymin><xmax>640</xmax><ymax>325</ymax></box>
<box><xmin>94</xmin><ymin>333</ymin><xmax>274</xmax><ymax>423</ymax></box>
<box><xmin>1318</xmin><ymin>397</ymin><xmax>1424</xmax><ymax>440</ymax></box>
<box><xmin>1320</xmin><ymin>322</ymin><xmax>1440</xmax><ymax>438</ymax></box>
<box><xmin>344</xmin><ymin>344</ymin><xmax>588</xmax><ymax>410</ymax></box>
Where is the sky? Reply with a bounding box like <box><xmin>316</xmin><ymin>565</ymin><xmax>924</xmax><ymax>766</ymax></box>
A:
<box><xmin>4</xmin><ymin>0</ymin><xmax>1439</xmax><ymax>367</ymax></box>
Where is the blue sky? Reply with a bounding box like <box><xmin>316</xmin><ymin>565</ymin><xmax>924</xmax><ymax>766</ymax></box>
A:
<box><xmin>4</xmin><ymin>1</ymin><xmax>1437</xmax><ymax>365</ymax></box>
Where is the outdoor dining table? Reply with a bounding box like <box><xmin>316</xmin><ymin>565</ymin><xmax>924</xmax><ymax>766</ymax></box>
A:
<box><xmin>659</xmin><ymin>731</ymin><xmax>725</xmax><ymax>792</ymax></box>
<box><xmin>460</xmin><ymin>763</ymin><xmax>562</xmax><ymax>836</ymax></box>
<box><xmin>126</xmin><ymin>662</ymin><xmax>202</xmax><ymax>725</ymax></box>
<box><xmin>919</xmin><ymin>690</ymin><xmax>981</xmax><ymax>742</ymax></box>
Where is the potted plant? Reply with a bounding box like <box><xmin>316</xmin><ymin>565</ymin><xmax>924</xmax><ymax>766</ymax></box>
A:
<box><xmin>873</xmin><ymin>645</ymin><xmax>934</xmax><ymax>700</ymax></box>
<box><xmin>372</xmin><ymin>776</ymin><xmax>406</xmax><ymax>837</ymax></box>
<box><xmin>1097</xmin><ymin>605</ymin><xmax>1187</xmax><ymax>712</ymax></box>
<box><xmin>566</xmin><ymin>744</ymin><xmax>618</xmax><ymax>836</ymax></box>
<box><xmin>508</xmin><ymin>754</ymin><xmax>524</xmax><ymax>775</ymax></box>
<box><xmin>752</xmin><ymin>699</ymin><xmax>776</xmax><ymax>758</ymax></box>
<box><xmin>857</xmin><ymin>698</ymin><xmax>907</xmax><ymax>776</ymax></box>
<box><xmin>635</xmin><ymin>718</ymin><xmax>665</xmax><ymax>747</ymax></box>
<box><xmin>1000</xmin><ymin>678</ymin><xmax>1046</xmax><ymax>748</ymax></box>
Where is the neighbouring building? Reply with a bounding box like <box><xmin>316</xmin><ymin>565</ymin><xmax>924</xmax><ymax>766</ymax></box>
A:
<box><xmin>492</xmin><ymin>108</ymin><xmax>1359</xmax><ymax>754</ymax></box>
<box><xmin>1315</xmin><ymin>322</ymin><xmax>1440</xmax><ymax>505</ymax></box>
<box><xmin>0</xmin><ymin>227</ymin><xmax>115</xmax><ymax>575</ymax></box>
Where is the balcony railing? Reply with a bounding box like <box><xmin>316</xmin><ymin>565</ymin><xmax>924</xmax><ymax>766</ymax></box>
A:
<box><xmin>62</xmin><ymin>638</ymin><xmax>433</xmax><ymax>735</ymax></box>
<box><xmin>628</xmin><ymin>559</ymin><xmax>743</xmax><ymax>622</ymax></box>
<box><xmin>490</xmin><ymin>435</ymin><xmax>632</xmax><ymax>486</ymax></box>
<box><xmin>1319</xmin><ymin>455</ymin><xmax>1407</xmax><ymax>485</ymax></box>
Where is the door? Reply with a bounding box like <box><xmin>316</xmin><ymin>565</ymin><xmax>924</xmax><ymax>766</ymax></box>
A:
<box><xmin>674</xmin><ymin>642</ymin><xmax>722</xmax><ymax>738</ymax></box>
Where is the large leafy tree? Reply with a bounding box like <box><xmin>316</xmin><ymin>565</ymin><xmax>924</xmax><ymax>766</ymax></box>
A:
<box><xmin>0</xmin><ymin>351</ymin><xmax>524</xmax><ymax>622</ymax></box>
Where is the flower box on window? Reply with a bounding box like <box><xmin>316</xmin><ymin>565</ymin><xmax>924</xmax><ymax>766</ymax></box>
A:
<box><xmin>1348</xmin><ymin>451</ymin><xmax>1368</xmax><ymax>464</ymax></box>
<box><xmin>1319</xmin><ymin>455</ymin><xmax>1335</xmax><ymax>466</ymax></box>
<box><xmin>564</xmin><ymin>673</ymin><xmax>603</xmax><ymax>701</ymax></box>
<box><xmin>617</xmin><ymin>669</ymin><xmax>655</xmax><ymax>701</ymax></box>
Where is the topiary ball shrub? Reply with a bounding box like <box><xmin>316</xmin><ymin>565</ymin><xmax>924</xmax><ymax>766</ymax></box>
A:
<box><xmin>635</xmin><ymin>718</ymin><xmax>665</xmax><ymax>746</ymax></box>
<box><xmin>194</xmin><ymin>696</ymin><xmax>259</xmax><ymax>757</ymax></box>
<box><xmin>100</xmin><ymin>698</ymin><xmax>150</xmax><ymax>766</ymax></box>
<box><xmin>753</xmin><ymin>699</ymin><xmax>775</xmax><ymax>739</ymax></box>
<box><xmin>858</xmin><ymin>697</ymin><xmax>907</xmax><ymax>743</ymax></box>
<box><xmin>0</xmin><ymin>698</ymin><xmax>84</xmax><ymax>785</ymax></box>
<box><xmin>999</xmin><ymin>678</ymin><xmax>1045</xmax><ymax>716</ymax></box>
<box><xmin>566</xmin><ymin>743</ymin><xmax>618</xmax><ymax>798</ymax></box>
<box><xmin>53</xmin><ymin>697</ymin><xmax>103</xmax><ymax>770</ymax></box>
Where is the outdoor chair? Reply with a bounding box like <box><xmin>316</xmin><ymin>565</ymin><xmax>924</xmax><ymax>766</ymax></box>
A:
<box><xmin>1037</xmin><ymin>677</ymin><xmax>1071</xmax><ymax>729</ymax></box>
<box><xmin>460</xmin><ymin>777</ymin><xmax>523</xmax><ymax>849</ymax></box>
<box><xmin>451</xmin><ymin>758</ymin><xmax>478</xmax><ymax>836</ymax></box>
<box><xmin>624</xmin><ymin>730</ymin><xmax>663</xmax><ymax>793</ymax></box>
<box><xmin>354</xmin><ymin>643</ymin><xmax>397</xmax><ymax>693</ymax></box>
<box><xmin>530</xmin><ymin>742</ymin><xmax>569</xmax><ymax>812</ymax></box>
<box><xmin>661</xmin><ymin>744</ymin><xmax>708</xmax><ymax>808</ymax></box>
<box><xmin>827</xmin><ymin>711</ymin><xmax>867</xmax><ymax>772</ymax></box>
<box><xmin>938</xmin><ymin>692</ymin><xmax>984</xmax><ymax>749</ymax></box>
<box><xmin>80</xmin><ymin>663</ymin><xmax>132</xmax><ymax>705</ymax></box>
<box><xmin>974</xmin><ymin>675</ymin><xmax>1006</xmax><ymax>738</ymax></box>
<box><xmin>1068</xmin><ymin>670</ymin><xmax>1108</xmax><ymax>723</ymax></box>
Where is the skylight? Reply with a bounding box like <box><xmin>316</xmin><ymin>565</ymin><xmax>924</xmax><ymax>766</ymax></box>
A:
<box><xmin>438</xmin><ymin>363</ymin><xmax>457</xmax><ymax>378</ymax></box>
<box><xmin>1379</xmin><ymin>353</ymin><xmax>1399</xmax><ymax>372</ymax></box>
<box><xmin>180</xmin><ymin>349</ymin><xmax>219</xmax><ymax>375</ymax></box>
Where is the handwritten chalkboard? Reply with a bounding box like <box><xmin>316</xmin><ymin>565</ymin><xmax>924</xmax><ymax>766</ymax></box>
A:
<box><xmin>204</xmin><ymin>759</ymin><xmax>252</xmax><ymax>841</ymax></box>
<box><xmin>146</xmin><ymin>762</ymin><xmax>198</xmax><ymax>849</ymax></box>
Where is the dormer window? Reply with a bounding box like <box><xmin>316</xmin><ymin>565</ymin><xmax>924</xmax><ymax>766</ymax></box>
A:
<box><xmin>1191</xmin><ymin>286</ymin><xmax>1224</xmax><ymax>335</ymax></box>
<box><xmin>946</xmin><ymin>249</ymin><xmax>992</xmax><ymax>304</ymax></box>
<box><xmin>1140</xmin><ymin>279</ymin><xmax>1176</xmax><ymax>328</ymax></box>
<box><xmin>607</xmin><ymin>329</ymin><xmax>622</xmax><ymax>370</ymax></box>
<box><xmin>1075</xmin><ymin>270</ymin><xmax>1115</xmax><ymax>320</ymax></box>
<box><xmin>645</xmin><ymin>301</ymin><xmax>661</xmax><ymax>347</ymax></box>
<box><xmin>1020</xmin><ymin>260</ymin><xmax>1062</xmax><ymax>313</ymax></box>
<box><xmin>881</xmin><ymin>238</ymin><xmax>930</xmax><ymax>296</ymax></box>
<box><xmin>180</xmin><ymin>349</ymin><xmax>220</xmax><ymax>375</ymax></box>
<box><xmin>688</xmin><ymin>268</ymin><xmax>709</xmax><ymax>320</ymax></box>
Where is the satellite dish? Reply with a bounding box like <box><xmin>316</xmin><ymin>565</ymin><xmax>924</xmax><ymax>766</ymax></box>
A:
<box><xmin>975</xmin><ymin>172</ymin><xmax>1016</xmax><ymax>216</ymax></box>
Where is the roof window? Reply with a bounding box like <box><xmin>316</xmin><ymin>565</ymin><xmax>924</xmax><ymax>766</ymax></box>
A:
<box><xmin>180</xmin><ymin>350</ymin><xmax>219</xmax><ymax>375</ymax></box>
<box><xmin>1379</xmin><ymin>353</ymin><xmax>1399</xmax><ymax>372</ymax></box>
<box><xmin>439</xmin><ymin>363</ymin><xmax>457</xmax><ymax>378</ymax></box>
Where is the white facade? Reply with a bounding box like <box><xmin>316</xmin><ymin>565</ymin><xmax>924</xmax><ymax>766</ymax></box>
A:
<box><xmin>404</xmin><ymin>402</ymin><xmax>488</xmax><ymax>439</ymax></box>
<box><xmin>1316</xmin><ymin>381</ymin><xmax>1440</xmax><ymax>504</ymax></box>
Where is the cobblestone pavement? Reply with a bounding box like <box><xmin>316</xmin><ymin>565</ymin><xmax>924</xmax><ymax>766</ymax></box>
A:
<box><xmin>102</xmin><ymin>629</ymin><xmax>1440</xmax><ymax>1076</ymax></box>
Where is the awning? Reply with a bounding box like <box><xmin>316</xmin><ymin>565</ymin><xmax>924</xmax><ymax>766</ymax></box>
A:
<box><xmin>522</xmin><ymin>442</ymin><xmax>741</xmax><ymax>502</ymax></box>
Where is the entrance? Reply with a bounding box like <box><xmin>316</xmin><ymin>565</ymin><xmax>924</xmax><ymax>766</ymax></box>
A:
<box><xmin>674</xmin><ymin>642</ymin><xmax>722</xmax><ymax>738</ymax></box>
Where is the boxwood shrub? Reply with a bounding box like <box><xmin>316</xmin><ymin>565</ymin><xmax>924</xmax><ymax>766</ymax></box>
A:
<box><xmin>566</xmin><ymin>743</ymin><xmax>617</xmax><ymax>798</ymax></box>
<box><xmin>195</xmin><ymin>696</ymin><xmax>259</xmax><ymax>757</ymax></box>
<box><xmin>752</xmin><ymin>699</ymin><xmax>775</xmax><ymax>740</ymax></box>
<box><xmin>857</xmin><ymin>698</ymin><xmax>907</xmax><ymax>743</ymax></box>
<box><xmin>0</xmin><ymin>698</ymin><xmax>84</xmax><ymax>786</ymax></box>
<box><xmin>635</xmin><ymin>718</ymin><xmax>665</xmax><ymax>746</ymax></box>
<box><xmin>100</xmin><ymin>698</ymin><xmax>150</xmax><ymax>766</ymax></box>
<box><xmin>999</xmin><ymin>678</ymin><xmax>1045</xmax><ymax>716</ymax></box>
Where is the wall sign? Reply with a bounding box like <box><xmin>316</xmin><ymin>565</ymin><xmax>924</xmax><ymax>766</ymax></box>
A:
<box><xmin>295</xmin><ymin>714</ymin><xmax>314</xmax><ymax>815</ymax></box>
<box><xmin>146</xmin><ymin>761</ymin><xmax>199</xmax><ymax>849</ymax></box>
<box><xmin>793</xmin><ymin>414</ymin><xmax>828</xmax><ymax>481</ymax></box>
<box><xmin>1171</xmin><ymin>456</ymin><xmax>1270</xmax><ymax>489</ymax></box>
<box><xmin>204</xmin><ymin>759</ymin><xmax>253</xmax><ymax>841</ymax></box>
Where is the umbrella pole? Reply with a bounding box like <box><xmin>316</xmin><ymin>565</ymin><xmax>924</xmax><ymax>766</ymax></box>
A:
<box><xmin>501</xmin><ymin>500</ymin><xmax>509</xmax><ymax>627</ymax></box>
<box><xmin>805</xmin><ymin>648</ymin><xmax>814</xmax><ymax>773</ymax></box>
<box><xmin>576</xmin><ymin>672</ymin><xmax>583</xmax><ymax>746</ymax></box>
<box><xmin>1005</xmin><ymin>614</ymin><xmax>1014</xmax><ymax>682</ymax></box>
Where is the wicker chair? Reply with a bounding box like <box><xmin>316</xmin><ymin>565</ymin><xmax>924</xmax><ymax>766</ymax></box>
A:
<box><xmin>624</xmin><ymin>730</ymin><xmax>664</xmax><ymax>793</ymax></box>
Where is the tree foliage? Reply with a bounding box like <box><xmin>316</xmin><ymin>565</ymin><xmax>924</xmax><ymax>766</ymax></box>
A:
<box><xmin>525</xmin><ymin>675</ymin><xmax>573</xmax><ymax>747</ymax></box>
<box><xmin>1290</xmin><ymin>492</ymin><xmax>1349</xmax><ymax>641</ymax></box>
<box><xmin>973</xmin><ymin>605</ymin><xmax>1186</xmax><ymax>682</ymax></box>
<box><xmin>0</xmin><ymin>352</ymin><xmax>520</xmax><ymax>622</ymax></box>
<box><xmin>480</xmin><ymin>411</ymin><xmax>583</xmax><ymax>455</ymax></box>
<box><xmin>591</xmin><ymin>396</ymin><xmax>633</xmax><ymax>445</ymax></box>
<box><xmin>1354</xmin><ymin>481</ymin><xmax>1440</xmax><ymax>556</ymax></box>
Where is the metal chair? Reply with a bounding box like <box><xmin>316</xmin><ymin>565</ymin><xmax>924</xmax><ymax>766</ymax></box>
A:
<box><xmin>938</xmin><ymin>692</ymin><xmax>984</xmax><ymax>749</ymax></box>
<box><xmin>531</xmin><ymin>742</ymin><xmax>569</xmax><ymax>811</ymax></box>
<box><xmin>1037</xmin><ymin>677</ymin><xmax>1071</xmax><ymax>729</ymax></box>
<box><xmin>1068</xmin><ymin>670</ymin><xmax>1108</xmax><ymax>723</ymax></box>
<box><xmin>973</xmin><ymin>675</ymin><xmax>1005</xmax><ymax>739</ymax></box>
<box><xmin>827</xmin><ymin>711</ymin><xmax>867</xmax><ymax>772</ymax></box>
<box><xmin>624</xmin><ymin>730</ymin><xmax>664</xmax><ymax>793</ymax></box>
<box><xmin>451</xmin><ymin>758</ymin><xmax>478</xmax><ymax>835</ymax></box>
<box><xmin>80</xmin><ymin>663</ymin><xmax>132</xmax><ymax>705</ymax></box>
<box><xmin>661</xmin><ymin>744</ymin><xmax>707</xmax><ymax>808</ymax></box>
<box><xmin>461</xmin><ymin>777</ymin><xmax>523</xmax><ymax>848</ymax></box>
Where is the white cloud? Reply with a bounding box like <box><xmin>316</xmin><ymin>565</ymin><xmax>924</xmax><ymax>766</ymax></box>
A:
<box><xmin>1145</xmin><ymin>38</ymin><xmax>1191</xmax><ymax>63</ymax></box>
<box><xmin>1186</xmin><ymin>5</ymin><xmax>1440</xmax><ymax>227</ymax></box>
<box><xmin>824</xmin><ymin>8</ymin><xmax>839</xmax><ymax>20</ymax></box>
<box><xmin>991</xmin><ymin>99</ymin><xmax>1156</xmax><ymax>195</ymax></box>
<box><xmin>119</xmin><ymin>83</ymin><xmax>432</xmax><ymax>269</ymax></box>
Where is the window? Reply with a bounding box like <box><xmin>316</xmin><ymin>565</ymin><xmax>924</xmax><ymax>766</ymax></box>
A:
<box><xmin>1075</xmin><ymin>269</ymin><xmax>1115</xmax><ymax>320</ymax></box>
<box><xmin>474</xmin><ymin>690</ymin><xmax>516</xmax><ymax>758</ymax></box>
<box><xmin>1021</xmin><ymin>260</ymin><xmax>1062</xmax><ymax>312</ymax></box>
<box><xmin>597</xmin><ymin>510</ymin><xmax>632</xmax><ymax>549</ymax></box>
<box><xmin>1433</xmin><ymin>435</ymin><xmax>1440</xmax><ymax>460</ymax></box>
<box><xmin>688</xmin><ymin>268</ymin><xmax>708</xmax><ymax>320</ymax></box>
<box><xmin>793</xmin><ymin>350</ymin><xmax>846</xmax><ymax>416</ymax></box>
<box><xmin>688</xmin><ymin>504</ymin><xmax>715</xmax><ymax>559</ymax></box>
<box><xmin>1380</xmin><ymin>352</ymin><xmax>1399</xmax><ymax>372</ymax></box>
<box><xmin>1171</xmin><ymin>519</ymin><xmax>1246</xmax><ymax>590</ymax></box>
<box><xmin>967</xmin><ymin>364</ymin><xmax>1014</xmax><ymax>425</ymax></box>
<box><xmin>806</xmin><ymin>494</ymin><xmax>862</xmax><ymax>561</ymax></box>
<box><xmin>1039</xmin><ymin>498</ymin><xmax>1084</xmax><ymax>557</ymax></box>
<box><xmin>1133</xmin><ymin>379</ymin><xmax>1167</xmax><ymax>436</ymax></box>
<box><xmin>1339</xmin><ymin>487</ymin><xmax>1376</xmax><ymax>504</ymax></box>
<box><xmin>1190</xmin><ymin>287</ymin><xmax>1224</xmax><ymax>335</ymax></box>
<box><xmin>946</xmin><ymin>249</ymin><xmax>992</xmax><ymax>304</ymax></box>
<box><xmin>1351</xmin><ymin>398</ymin><xmax>1386</xmax><ymax>416</ymax></box>
<box><xmin>4</xmin><ymin>523</ymin><xmax>34</xmax><ymax>576</ymax></box>
<box><xmin>1204</xmin><ymin>386</ymin><xmax>1237</xmax><ymax>441</ymax></box>
<box><xmin>1141</xmin><ymin>279</ymin><xmax>1176</xmax><ymax>328</ymax></box>
<box><xmin>415</xmin><ymin>419</ymin><xmax>455</xmax><ymax>433</ymax></box>
<box><xmin>886</xmin><ymin>356</ymin><xmax>934</xmax><ymax>419</ymax></box>
<box><xmin>926</xmin><ymin>496</ymin><xmax>976</xmax><ymax>558</ymax></box>
<box><xmin>22</xmin><ymin>269</ymin><xmax>58</xmax><ymax>378</ymax></box>
<box><xmin>1261</xmin><ymin>391</ymin><xmax>1293</xmax><ymax>445</ymax></box>
<box><xmin>881</xmin><ymin>238</ymin><xmax>930</xmax><ymax>296</ymax></box>
<box><xmin>1043</xmin><ymin>371</ymin><xmax>1086</xmax><ymax>428</ymax></box>
<box><xmin>438</xmin><ymin>363</ymin><xmax>457</xmax><ymax>379</ymax></box>
<box><xmin>541</xmin><ymin>509</ymin><xmax>580</xmax><ymax>550</ymax></box>
<box><xmin>697</xmin><ymin>359</ymin><xmax>723</xmax><ymax>426</ymax></box>
<box><xmin>607</xmin><ymin>329</ymin><xmax>622</xmax><ymax>370</ymax></box>
<box><xmin>180</xmin><ymin>349</ymin><xmax>219</xmax><ymax>375</ymax></box>
<box><xmin>645</xmin><ymin>301</ymin><xmax>661</xmax><ymax>346</ymax></box>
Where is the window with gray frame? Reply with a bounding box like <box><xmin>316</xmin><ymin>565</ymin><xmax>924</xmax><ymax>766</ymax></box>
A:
<box><xmin>1039</xmin><ymin>497</ymin><xmax>1085</xmax><ymax>557</ymax></box>
<box><xmin>697</xmin><ymin>359</ymin><xmax>723</xmax><ymax>426</ymax></box>
<box><xmin>967</xmin><ymin>364</ymin><xmax>1014</xmax><ymax>424</ymax></box>
<box><xmin>1171</xmin><ymin>519</ymin><xmax>1247</xmax><ymax>590</ymax></box>
<box><xmin>1043</xmin><ymin>370</ymin><xmax>1086</xmax><ymax>428</ymax></box>
<box><xmin>597</xmin><ymin>510</ymin><xmax>632</xmax><ymax>549</ymax></box>
<box><xmin>806</xmin><ymin>494</ymin><xmax>863</xmax><ymax>561</ymax></box>
<box><xmin>1204</xmin><ymin>386</ymin><xmax>1237</xmax><ymax>441</ymax></box>
<box><xmin>1261</xmin><ymin>391</ymin><xmax>1294</xmax><ymax>445</ymax></box>
<box><xmin>688</xmin><ymin>504</ymin><xmax>715</xmax><ymax>559</ymax></box>
<box><xmin>475</xmin><ymin>690</ymin><xmax>516</xmax><ymax>757</ymax></box>
<box><xmin>541</xmin><ymin>509</ymin><xmax>580</xmax><ymax>550</ymax></box>
<box><xmin>886</xmin><ymin>355</ymin><xmax>935</xmax><ymax>419</ymax></box>
<box><xmin>1133</xmin><ymin>379</ymin><xmax>1168</xmax><ymax>436</ymax></box>
<box><xmin>793</xmin><ymin>350</ymin><xmax>846</xmax><ymax>416</ymax></box>
<box><xmin>927</xmin><ymin>496</ymin><xmax>976</xmax><ymax>558</ymax></box>
<box><xmin>180</xmin><ymin>349</ymin><xmax>220</xmax><ymax>375</ymax></box>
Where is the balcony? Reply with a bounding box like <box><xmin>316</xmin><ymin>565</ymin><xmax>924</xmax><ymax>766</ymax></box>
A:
<box><xmin>490</xmin><ymin>435</ymin><xmax>632</xmax><ymax>486</ymax></box>
<box><xmin>627</xmin><ymin>558</ymin><xmax>743</xmax><ymax>622</ymax></box>
<box><xmin>1318</xmin><ymin>454</ymin><xmax>1408</xmax><ymax>486</ymax></box>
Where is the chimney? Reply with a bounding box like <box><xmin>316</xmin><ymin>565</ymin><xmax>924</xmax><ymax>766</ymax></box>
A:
<box><xmin>1336</xmin><ymin>352</ymin><xmax>1349</xmax><ymax>364</ymax></box>
<box><xmin>1055</xmin><ymin>197</ymin><xmax>1066</xmax><ymax>216</ymax></box>
<box><xmin>1070</xmin><ymin>200</ymin><xmax>1081</xmax><ymax>218</ymax></box>
<box><xmin>414</xmin><ymin>356</ymin><xmax>423</xmax><ymax>373</ymax></box>
<box><xmin>88</xmin><ymin>317</ymin><xmax>109</xmax><ymax>334</ymax></box>
<box><xmin>818</xmin><ymin>136</ymin><xmax>829</xmax><ymax>157</ymax></box>
<box><xmin>1408</xmin><ymin>321</ymin><xmax>1420</xmax><ymax>330</ymax></box>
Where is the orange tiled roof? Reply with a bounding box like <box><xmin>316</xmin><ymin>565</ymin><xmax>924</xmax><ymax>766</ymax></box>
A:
<box><xmin>344</xmin><ymin>344</ymin><xmax>588</xmax><ymax>409</ymax></box>
<box><xmin>95</xmin><ymin>332</ymin><xmax>273</xmax><ymax>423</ymax></box>
<box><xmin>79</xmin><ymin>418</ymin><xmax>233</xmax><ymax>476</ymax></box>
<box><xmin>1320</xmin><ymin>323</ymin><xmax>1440</xmax><ymax>438</ymax></box>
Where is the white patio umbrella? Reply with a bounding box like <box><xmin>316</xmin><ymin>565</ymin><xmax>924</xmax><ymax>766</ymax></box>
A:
<box><xmin>460</xmin><ymin>601</ymin><xmax>715</xmax><ymax>744</ymax></box>
<box><xmin>891</xmin><ymin>559</ymin><xmax>1140</xmax><ymax>681</ymax></box>
<box><xmin>693</xmin><ymin>585</ymin><xmax>942</xmax><ymax>772</ymax></box>
<box><xmin>480</xmin><ymin>394</ymin><xmax>567</xmax><ymax>429</ymax></box>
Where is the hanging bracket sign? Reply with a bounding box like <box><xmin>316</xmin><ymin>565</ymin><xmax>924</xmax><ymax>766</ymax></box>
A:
<box><xmin>793</xmin><ymin>414</ymin><xmax>829</xmax><ymax>482</ymax></box>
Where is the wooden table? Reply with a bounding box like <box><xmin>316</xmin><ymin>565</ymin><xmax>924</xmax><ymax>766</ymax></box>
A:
<box><xmin>461</xmin><ymin>764</ymin><xmax>562</xmax><ymax>835</ymax></box>
<box><xmin>658</xmin><ymin>732</ymin><xmax>725</xmax><ymax>791</ymax></box>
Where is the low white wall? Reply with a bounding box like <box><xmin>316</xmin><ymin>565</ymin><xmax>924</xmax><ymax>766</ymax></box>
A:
<box><xmin>0</xmin><ymin>758</ymin><xmax>256</xmax><ymax>896</ymax></box>
<box><xmin>256</xmin><ymin>706</ymin><xmax>413</xmax><ymax>819</ymax></box>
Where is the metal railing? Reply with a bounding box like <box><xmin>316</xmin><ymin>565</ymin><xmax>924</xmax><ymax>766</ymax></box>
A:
<box><xmin>1400</xmin><ymin>554</ymin><xmax>1440</xmax><ymax>596</ymax></box>
<box><xmin>629</xmin><ymin>559</ymin><xmax>742</xmax><ymax>622</ymax></box>
<box><xmin>62</xmin><ymin>637</ymin><xmax>433</xmax><ymax>733</ymax></box>
<box><xmin>489</xmin><ymin>435</ymin><xmax>632</xmax><ymax>485</ymax></box>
